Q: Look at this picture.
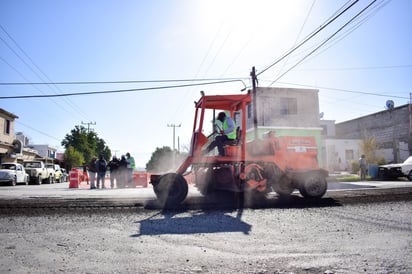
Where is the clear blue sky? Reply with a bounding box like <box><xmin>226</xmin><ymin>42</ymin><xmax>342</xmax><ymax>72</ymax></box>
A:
<box><xmin>1</xmin><ymin>0</ymin><xmax>411</xmax><ymax>168</ymax></box>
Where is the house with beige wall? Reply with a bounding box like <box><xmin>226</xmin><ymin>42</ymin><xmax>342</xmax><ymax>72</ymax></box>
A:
<box><xmin>0</xmin><ymin>108</ymin><xmax>39</xmax><ymax>163</ymax></box>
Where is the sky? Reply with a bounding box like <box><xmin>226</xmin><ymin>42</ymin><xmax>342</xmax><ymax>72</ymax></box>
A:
<box><xmin>1</xmin><ymin>0</ymin><xmax>411</xmax><ymax>168</ymax></box>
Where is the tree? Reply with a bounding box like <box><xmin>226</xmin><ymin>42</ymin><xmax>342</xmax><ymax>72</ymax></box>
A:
<box><xmin>359</xmin><ymin>132</ymin><xmax>384</xmax><ymax>164</ymax></box>
<box><xmin>61</xmin><ymin>125</ymin><xmax>111</xmax><ymax>163</ymax></box>
<box><xmin>63</xmin><ymin>146</ymin><xmax>84</xmax><ymax>170</ymax></box>
<box><xmin>146</xmin><ymin>146</ymin><xmax>187</xmax><ymax>172</ymax></box>
<box><xmin>96</xmin><ymin>138</ymin><xmax>111</xmax><ymax>161</ymax></box>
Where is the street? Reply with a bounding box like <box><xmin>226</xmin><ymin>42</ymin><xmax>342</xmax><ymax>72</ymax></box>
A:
<box><xmin>0</xmin><ymin>181</ymin><xmax>411</xmax><ymax>273</ymax></box>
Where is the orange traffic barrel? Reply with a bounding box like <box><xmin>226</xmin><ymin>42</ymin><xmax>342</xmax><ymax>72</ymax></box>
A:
<box><xmin>69</xmin><ymin>169</ymin><xmax>80</xmax><ymax>188</ymax></box>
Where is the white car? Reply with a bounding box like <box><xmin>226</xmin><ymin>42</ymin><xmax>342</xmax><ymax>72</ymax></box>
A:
<box><xmin>378</xmin><ymin>156</ymin><xmax>412</xmax><ymax>181</ymax></box>
<box><xmin>0</xmin><ymin>162</ymin><xmax>29</xmax><ymax>186</ymax></box>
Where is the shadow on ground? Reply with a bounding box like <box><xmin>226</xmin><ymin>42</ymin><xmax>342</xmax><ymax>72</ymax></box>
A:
<box><xmin>134</xmin><ymin>192</ymin><xmax>342</xmax><ymax>237</ymax></box>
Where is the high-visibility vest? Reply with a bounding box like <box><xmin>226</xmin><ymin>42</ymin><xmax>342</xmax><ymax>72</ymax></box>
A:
<box><xmin>223</xmin><ymin>118</ymin><xmax>236</xmax><ymax>140</ymax></box>
<box><xmin>127</xmin><ymin>157</ymin><xmax>136</xmax><ymax>170</ymax></box>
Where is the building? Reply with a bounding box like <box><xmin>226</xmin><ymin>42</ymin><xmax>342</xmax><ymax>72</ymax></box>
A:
<box><xmin>320</xmin><ymin>119</ymin><xmax>362</xmax><ymax>172</ymax></box>
<box><xmin>244</xmin><ymin>87</ymin><xmax>324</xmax><ymax>165</ymax></box>
<box><xmin>28</xmin><ymin>144</ymin><xmax>58</xmax><ymax>159</ymax></box>
<box><xmin>0</xmin><ymin>108</ymin><xmax>20</xmax><ymax>162</ymax></box>
<box><xmin>336</xmin><ymin>104</ymin><xmax>412</xmax><ymax>163</ymax></box>
<box><xmin>0</xmin><ymin>108</ymin><xmax>40</xmax><ymax>163</ymax></box>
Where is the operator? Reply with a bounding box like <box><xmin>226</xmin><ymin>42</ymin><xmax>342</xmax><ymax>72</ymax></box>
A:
<box><xmin>204</xmin><ymin>111</ymin><xmax>236</xmax><ymax>156</ymax></box>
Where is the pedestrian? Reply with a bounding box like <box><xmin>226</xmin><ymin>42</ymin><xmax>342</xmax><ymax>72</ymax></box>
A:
<box><xmin>117</xmin><ymin>155</ymin><xmax>128</xmax><ymax>188</ymax></box>
<box><xmin>88</xmin><ymin>156</ymin><xmax>97</xmax><ymax>189</ymax></box>
<box><xmin>204</xmin><ymin>111</ymin><xmax>236</xmax><ymax>156</ymax></box>
<box><xmin>107</xmin><ymin>156</ymin><xmax>119</xmax><ymax>189</ymax></box>
<box><xmin>126</xmin><ymin>152</ymin><xmax>136</xmax><ymax>188</ymax></box>
<box><xmin>359</xmin><ymin>154</ymin><xmax>367</xmax><ymax>181</ymax></box>
<box><xmin>82</xmin><ymin>163</ymin><xmax>89</xmax><ymax>184</ymax></box>
<box><xmin>96</xmin><ymin>154</ymin><xmax>107</xmax><ymax>189</ymax></box>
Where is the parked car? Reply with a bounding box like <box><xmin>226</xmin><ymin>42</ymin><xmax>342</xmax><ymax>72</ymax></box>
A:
<box><xmin>0</xmin><ymin>162</ymin><xmax>29</xmax><ymax>186</ymax></box>
<box><xmin>23</xmin><ymin>160</ymin><xmax>54</xmax><ymax>184</ymax></box>
<box><xmin>378</xmin><ymin>156</ymin><xmax>412</xmax><ymax>181</ymax></box>
<box><xmin>46</xmin><ymin>164</ymin><xmax>63</xmax><ymax>183</ymax></box>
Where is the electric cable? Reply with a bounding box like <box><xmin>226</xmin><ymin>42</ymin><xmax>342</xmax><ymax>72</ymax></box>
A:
<box><xmin>268</xmin><ymin>0</ymin><xmax>380</xmax><ymax>85</ymax></box>
<box><xmin>294</xmin><ymin>64</ymin><xmax>412</xmax><ymax>72</ymax></box>
<box><xmin>0</xmin><ymin>79</ymin><xmax>248</xmax><ymax>99</ymax></box>
<box><xmin>274</xmin><ymin>80</ymin><xmax>409</xmax><ymax>100</ymax></box>
<box><xmin>273</xmin><ymin>0</ymin><xmax>317</xmax><ymax>80</ymax></box>
<box><xmin>0</xmin><ymin>77</ymin><xmax>249</xmax><ymax>86</ymax></box>
<box><xmin>257</xmin><ymin>0</ymin><xmax>359</xmax><ymax>77</ymax></box>
<box><xmin>293</xmin><ymin>0</ymin><xmax>391</xmax><ymax>68</ymax></box>
<box><xmin>15</xmin><ymin>121</ymin><xmax>61</xmax><ymax>142</ymax></box>
<box><xmin>0</xmin><ymin>24</ymin><xmax>88</xmax><ymax>118</ymax></box>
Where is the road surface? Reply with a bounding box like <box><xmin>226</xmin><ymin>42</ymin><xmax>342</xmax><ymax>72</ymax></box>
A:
<box><xmin>0</xmin><ymin>181</ymin><xmax>411</xmax><ymax>273</ymax></box>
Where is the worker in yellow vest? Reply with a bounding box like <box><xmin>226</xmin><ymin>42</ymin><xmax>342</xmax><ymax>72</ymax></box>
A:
<box><xmin>204</xmin><ymin>112</ymin><xmax>236</xmax><ymax>156</ymax></box>
<box><xmin>126</xmin><ymin>152</ymin><xmax>136</xmax><ymax>187</ymax></box>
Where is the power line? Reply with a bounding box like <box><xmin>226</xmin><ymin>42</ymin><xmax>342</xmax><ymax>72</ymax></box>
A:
<box><xmin>0</xmin><ymin>79</ymin><xmax>248</xmax><ymax>99</ymax></box>
<box><xmin>0</xmin><ymin>24</ymin><xmax>88</xmax><ymax>119</ymax></box>
<box><xmin>289</xmin><ymin>0</ymin><xmax>391</xmax><ymax>70</ymax></box>
<box><xmin>269</xmin><ymin>0</ymin><xmax>380</xmax><ymax>85</ymax></box>
<box><xmin>257</xmin><ymin>0</ymin><xmax>359</xmax><ymax>77</ymax></box>
<box><xmin>274</xmin><ymin>81</ymin><xmax>409</xmax><ymax>100</ymax></box>
<box><xmin>273</xmin><ymin>0</ymin><xmax>317</xmax><ymax>80</ymax></box>
<box><xmin>293</xmin><ymin>64</ymin><xmax>412</xmax><ymax>72</ymax></box>
<box><xmin>0</xmin><ymin>77</ymin><xmax>249</xmax><ymax>86</ymax></box>
<box><xmin>15</xmin><ymin>121</ymin><xmax>61</xmax><ymax>142</ymax></box>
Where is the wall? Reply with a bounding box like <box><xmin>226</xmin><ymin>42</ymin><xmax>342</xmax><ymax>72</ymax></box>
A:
<box><xmin>336</xmin><ymin>104</ymin><xmax>411</xmax><ymax>163</ymax></box>
<box><xmin>323</xmin><ymin>138</ymin><xmax>361</xmax><ymax>172</ymax></box>
<box><xmin>248</xmin><ymin>87</ymin><xmax>320</xmax><ymax>128</ymax></box>
<box><xmin>0</xmin><ymin>108</ymin><xmax>18</xmax><ymax>145</ymax></box>
<box><xmin>28</xmin><ymin>144</ymin><xmax>57</xmax><ymax>159</ymax></box>
<box><xmin>244</xmin><ymin>87</ymin><xmax>324</xmax><ymax>165</ymax></box>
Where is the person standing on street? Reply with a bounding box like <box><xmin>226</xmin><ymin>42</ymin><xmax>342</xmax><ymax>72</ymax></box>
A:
<box><xmin>359</xmin><ymin>154</ymin><xmax>367</xmax><ymax>181</ymax></box>
<box><xmin>88</xmin><ymin>156</ymin><xmax>97</xmax><ymax>189</ymax></box>
<box><xmin>107</xmin><ymin>156</ymin><xmax>119</xmax><ymax>189</ymax></box>
<box><xmin>117</xmin><ymin>155</ymin><xmax>128</xmax><ymax>188</ymax></box>
<box><xmin>126</xmin><ymin>152</ymin><xmax>136</xmax><ymax>188</ymax></box>
<box><xmin>96</xmin><ymin>155</ymin><xmax>107</xmax><ymax>189</ymax></box>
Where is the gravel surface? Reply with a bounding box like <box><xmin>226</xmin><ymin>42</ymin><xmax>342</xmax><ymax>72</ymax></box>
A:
<box><xmin>1</xmin><ymin>198</ymin><xmax>411</xmax><ymax>273</ymax></box>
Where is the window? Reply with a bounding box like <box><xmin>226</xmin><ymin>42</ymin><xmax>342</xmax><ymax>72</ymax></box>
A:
<box><xmin>4</xmin><ymin>119</ymin><xmax>11</xmax><ymax>134</ymax></box>
<box><xmin>280</xmin><ymin>97</ymin><xmax>297</xmax><ymax>115</ymax></box>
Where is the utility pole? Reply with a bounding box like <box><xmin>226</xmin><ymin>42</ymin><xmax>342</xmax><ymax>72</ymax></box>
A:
<box><xmin>251</xmin><ymin>66</ymin><xmax>259</xmax><ymax>140</ymax></box>
<box><xmin>409</xmin><ymin>93</ymin><xmax>412</xmax><ymax>154</ymax></box>
<box><xmin>167</xmin><ymin>123</ymin><xmax>181</xmax><ymax>151</ymax></box>
<box><xmin>81</xmin><ymin>121</ymin><xmax>96</xmax><ymax>133</ymax></box>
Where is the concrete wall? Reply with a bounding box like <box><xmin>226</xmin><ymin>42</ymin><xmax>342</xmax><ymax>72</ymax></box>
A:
<box><xmin>336</xmin><ymin>104</ymin><xmax>412</xmax><ymax>163</ymax></box>
<box><xmin>247</xmin><ymin>87</ymin><xmax>320</xmax><ymax>129</ymax></box>
<box><xmin>0</xmin><ymin>108</ymin><xmax>18</xmax><ymax>145</ymax></box>
<box><xmin>244</xmin><ymin>87</ymin><xmax>324</xmax><ymax>165</ymax></box>
<box><xmin>322</xmin><ymin>138</ymin><xmax>362</xmax><ymax>172</ymax></box>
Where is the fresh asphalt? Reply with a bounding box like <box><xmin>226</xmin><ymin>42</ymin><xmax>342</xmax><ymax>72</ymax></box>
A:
<box><xmin>0</xmin><ymin>178</ymin><xmax>411</xmax><ymax>209</ymax></box>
